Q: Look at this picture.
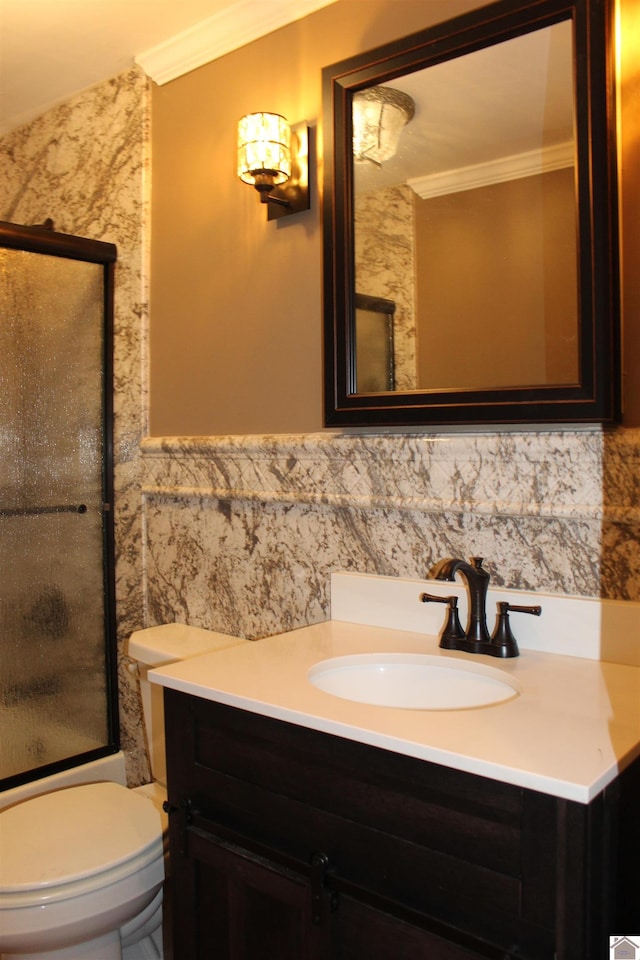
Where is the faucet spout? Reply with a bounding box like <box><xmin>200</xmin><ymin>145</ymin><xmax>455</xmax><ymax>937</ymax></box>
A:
<box><xmin>429</xmin><ymin>556</ymin><xmax>491</xmax><ymax>647</ymax></box>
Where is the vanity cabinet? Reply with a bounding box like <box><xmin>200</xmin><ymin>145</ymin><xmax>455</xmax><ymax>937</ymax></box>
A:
<box><xmin>164</xmin><ymin>689</ymin><xmax>638</xmax><ymax>960</ymax></box>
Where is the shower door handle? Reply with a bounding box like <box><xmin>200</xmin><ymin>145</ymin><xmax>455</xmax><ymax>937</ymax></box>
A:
<box><xmin>0</xmin><ymin>503</ymin><xmax>88</xmax><ymax>517</ymax></box>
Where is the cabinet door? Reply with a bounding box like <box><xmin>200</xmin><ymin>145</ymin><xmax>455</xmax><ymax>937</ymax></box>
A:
<box><xmin>172</xmin><ymin>822</ymin><xmax>332</xmax><ymax>960</ymax></box>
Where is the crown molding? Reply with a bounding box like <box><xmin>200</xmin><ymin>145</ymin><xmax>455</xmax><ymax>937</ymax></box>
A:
<box><xmin>136</xmin><ymin>0</ymin><xmax>337</xmax><ymax>86</ymax></box>
<box><xmin>408</xmin><ymin>141</ymin><xmax>574</xmax><ymax>200</ymax></box>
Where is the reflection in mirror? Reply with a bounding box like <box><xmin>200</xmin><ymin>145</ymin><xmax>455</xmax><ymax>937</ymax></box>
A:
<box><xmin>354</xmin><ymin>293</ymin><xmax>396</xmax><ymax>392</ymax></box>
<box><xmin>323</xmin><ymin>0</ymin><xmax>620</xmax><ymax>427</ymax></box>
<box><xmin>354</xmin><ymin>21</ymin><xmax>578</xmax><ymax>393</ymax></box>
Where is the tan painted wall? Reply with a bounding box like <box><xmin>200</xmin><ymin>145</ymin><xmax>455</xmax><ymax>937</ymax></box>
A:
<box><xmin>150</xmin><ymin>0</ymin><xmax>639</xmax><ymax>434</ymax></box>
<box><xmin>415</xmin><ymin>169</ymin><xmax>578</xmax><ymax>390</ymax></box>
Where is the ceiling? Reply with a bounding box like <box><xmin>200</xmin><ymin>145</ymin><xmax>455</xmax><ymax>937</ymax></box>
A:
<box><xmin>1</xmin><ymin>0</ymin><xmax>575</xmax><ymax>191</ymax></box>
<box><xmin>0</xmin><ymin>0</ymin><xmax>336</xmax><ymax>136</ymax></box>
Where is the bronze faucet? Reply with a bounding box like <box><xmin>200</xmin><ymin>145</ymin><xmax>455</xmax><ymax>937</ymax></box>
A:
<box><xmin>429</xmin><ymin>557</ymin><xmax>491</xmax><ymax>647</ymax></box>
<box><xmin>421</xmin><ymin>557</ymin><xmax>541</xmax><ymax>658</ymax></box>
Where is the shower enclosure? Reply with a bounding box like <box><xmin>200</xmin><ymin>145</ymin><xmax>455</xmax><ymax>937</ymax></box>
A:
<box><xmin>0</xmin><ymin>220</ymin><xmax>119</xmax><ymax>790</ymax></box>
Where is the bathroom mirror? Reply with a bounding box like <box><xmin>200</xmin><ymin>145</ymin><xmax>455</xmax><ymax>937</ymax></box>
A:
<box><xmin>322</xmin><ymin>0</ymin><xmax>620</xmax><ymax>427</ymax></box>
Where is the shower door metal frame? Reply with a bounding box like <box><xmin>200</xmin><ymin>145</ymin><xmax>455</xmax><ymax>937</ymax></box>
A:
<box><xmin>0</xmin><ymin>220</ymin><xmax>119</xmax><ymax>789</ymax></box>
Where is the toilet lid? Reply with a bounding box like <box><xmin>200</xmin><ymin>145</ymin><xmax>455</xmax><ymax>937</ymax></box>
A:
<box><xmin>0</xmin><ymin>781</ymin><xmax>163</xmax><ymax>891</ymax></box>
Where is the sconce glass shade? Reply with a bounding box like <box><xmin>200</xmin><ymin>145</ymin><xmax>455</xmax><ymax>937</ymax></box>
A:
<box><xmin>238</xmin><ymin>113</ymin><xmax>292</xmax><ymax>194</ymax></box>
<box><xmin>352</xmin><ymin>86</ymin><xmax>415</xmax><ymax>165</ymax></box>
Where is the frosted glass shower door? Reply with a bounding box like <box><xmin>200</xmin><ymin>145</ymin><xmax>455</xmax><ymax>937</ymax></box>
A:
<box><xmin>0</xmin><ymin>227</ymin><xmax>118</xmax><ymax>787</ymax></box>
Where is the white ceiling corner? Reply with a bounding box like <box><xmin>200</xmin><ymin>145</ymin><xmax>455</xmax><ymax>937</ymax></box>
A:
<box><xmin>408</xmin><ymin>141</ymin><xmax>575</xmax><ymax>200</ymax></box>
<box><xmin>135</xmin><ymin>0</ymin><xmax>338</xmax><ymax>86</ymax></box>
<box><xmin>0</xmin><ymin>0</ymin><xmax>338</xmax><ymax>137</ymax></box>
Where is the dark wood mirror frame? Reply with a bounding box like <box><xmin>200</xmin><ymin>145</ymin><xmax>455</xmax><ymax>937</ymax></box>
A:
<box><xmin>322</xmin><ymin>0</ymin><xmax>620</xmax><ymax>428</ymax></box>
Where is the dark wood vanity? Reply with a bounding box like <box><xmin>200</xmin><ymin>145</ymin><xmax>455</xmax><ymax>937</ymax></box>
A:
<box><xmin>164</xmin><ymin>689</ymin><xmax>639</xmax><ymax>959</ymax></box>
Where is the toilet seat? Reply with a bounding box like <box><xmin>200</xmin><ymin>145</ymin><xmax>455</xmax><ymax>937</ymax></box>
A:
<box><xmin>0</xmin><ymin>781</ymin><xmax>164</xmax><ymax>905</ymax></box>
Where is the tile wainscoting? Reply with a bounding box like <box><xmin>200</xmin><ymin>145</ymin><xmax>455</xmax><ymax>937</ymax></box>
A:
<box><xmin>139</xmin><ymin>430</ymin><xmax>640</xmax><ymax>654</ymax></box>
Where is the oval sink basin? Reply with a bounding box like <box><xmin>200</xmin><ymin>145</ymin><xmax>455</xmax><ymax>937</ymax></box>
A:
<box><xmin>308</xmin><ymin>653</ymin><xmax>520</xmax><ymax>710</ymax></box>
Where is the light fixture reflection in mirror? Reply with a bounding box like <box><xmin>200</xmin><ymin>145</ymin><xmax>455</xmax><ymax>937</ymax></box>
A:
<box><xmin>352</xmin><ymin>86</ymin><xmax>415</xmax><ymax>165</ymax></box>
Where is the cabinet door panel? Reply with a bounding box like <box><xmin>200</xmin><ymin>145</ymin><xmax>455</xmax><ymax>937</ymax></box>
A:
<box><xmin>186</xmin><ymin>827</ymin><xmax>331</xmax><ymax>960</ymax></box>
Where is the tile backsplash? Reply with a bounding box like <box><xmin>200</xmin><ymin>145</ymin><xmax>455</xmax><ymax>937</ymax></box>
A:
<box><xmin>140</xmin><ymin>429</ymin><xmax>640</xmax><ymax>649</ymax></box>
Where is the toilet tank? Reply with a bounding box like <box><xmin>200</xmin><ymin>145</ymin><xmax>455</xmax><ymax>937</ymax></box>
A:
<box><xmin>128</xmin><ymin>624</ymin><xmax>246</xmax><ymax>786</ymax></box>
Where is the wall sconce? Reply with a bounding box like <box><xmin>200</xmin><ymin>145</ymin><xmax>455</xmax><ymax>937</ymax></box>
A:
<box><xmin>352</xmin><ymin>86</ymin><xmax>415</xmax><ymax>166</ymax></box>
<box><xmin>237</xmin><ymin>112</ymin><xmax>309</xmax><ymax>220</ymax></box>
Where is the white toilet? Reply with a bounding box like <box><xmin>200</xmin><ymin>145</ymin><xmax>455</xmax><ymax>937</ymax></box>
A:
<box><xmin>0</xmin><ymin>623</ymin><xmax>245</xmax><ymax>960</ymax></box>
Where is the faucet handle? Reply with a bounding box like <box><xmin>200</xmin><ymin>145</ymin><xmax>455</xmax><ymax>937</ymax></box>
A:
<box><xmin>503</xmin><ymin>603</ymin><xmax>542</xmax><ymax>617</ymax></box>
<box><xmin>421</xmin><ymin>593</ymin><xmax>467</xmax><ymax>648</ymax></box>
<box><xmin>490</xmin><ymin>601</ymin><xmax>542</xmax><ymax>658</ymax></box>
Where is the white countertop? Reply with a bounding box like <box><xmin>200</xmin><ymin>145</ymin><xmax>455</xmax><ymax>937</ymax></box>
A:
<box><xmin>149</xmin><ymin>619</ymin><xmax>640</xmax><ymax>803</ymax></box>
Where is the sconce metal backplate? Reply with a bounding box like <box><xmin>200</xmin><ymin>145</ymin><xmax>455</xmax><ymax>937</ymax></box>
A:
<box><xmin>267</xmin><ymin>122</ymin><xmax>310</xmax><ymax>220</ymax></box>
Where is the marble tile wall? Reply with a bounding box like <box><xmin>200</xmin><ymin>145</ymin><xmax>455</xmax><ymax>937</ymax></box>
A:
<box><xmin>141</xmin><ymin>429</ymin><xmax>640</xmax><ymax>646</ymax></box>
<box><xmin>355</xmin><ymin>185</ymin><xmax>417</xmax><ymax>389</ymax></box>
<box><xmin>0</xmin><ymin>67</ymin><xmax>151</xmax><ymax>785</ymax></box>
